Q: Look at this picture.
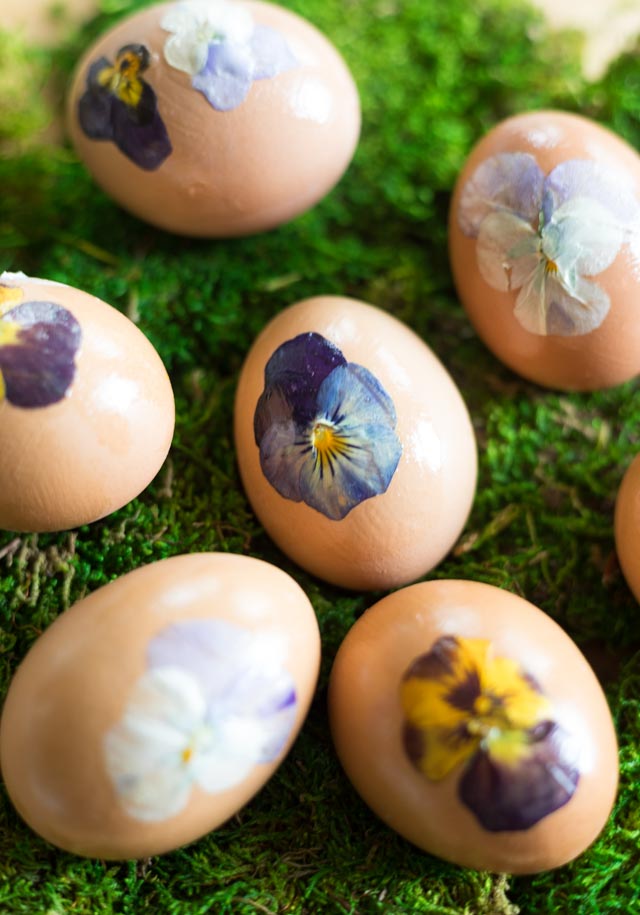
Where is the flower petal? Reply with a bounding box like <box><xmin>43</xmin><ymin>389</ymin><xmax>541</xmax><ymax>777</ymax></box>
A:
<box><xmin>476</xmin><ymin>210</ymin><xmax>539</xmax><ymax>292</ymax></box>
<box><xmin>258</xmin><ymin>412</ymin><xmax>306</xmax><ymax>502</ymax></box>
<box><xmin>543</xmin><ymin>196</ymin><xmax>624</xmax><ymax>278</ymax></box>
<box><xmin>543</xmin><ymin>274</ymin><xmax>611</xmax><ymax>337</ymax></box>
<box><xmin>77</xmin><ymin>59</ymin><xmax>116</xmax><ymax>140</ymax></box>
<box><xmin>162</xmin><ymin>0</ymin><xmax>254</xmax><ymax>75</ymax></box>
<box><xmin>0</xmin><ymin>301</ymin><xmax>82</xmax><ymax>408</ymax></box>
<box><xmin>163</xmin><ymin>31</ymin><xmax>210</xmax><ymax>76</ymax></box>
<box><xmin>458</xmin><ymin>721</ymin><xmax>580</xmax><ymax>831</ymax></box>
<box><xmin>458</xmin><ymin>152</ymin><xmax>544</xmax><ymax>237</ymax></box>
<box><xmin>250</xmin><ymin>24</ymin><xmax>298</xmax><ymax>80</ymax></box>
<box><xmin>192</xmin><ymin>41</ymin><xmax>255</xmax><ymax>110</ymax></box>
<box><xmin>512</xmin><ymin>261</ymin><xmax>549</xmax><ymax>335</ymax></box>
<box><xmin>110</xmin><ymin>89</ymin><xmax>173</xmax><ymax>171</ymax></box>
<box><xmin>543</xmin><ymin>158</ymin><xmax>640</xmax><ymax>228</ymax></box>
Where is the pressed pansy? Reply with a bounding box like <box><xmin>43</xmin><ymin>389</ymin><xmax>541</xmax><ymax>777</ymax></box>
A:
<box><xmin>104</xmin><ymin>618</ymin><xmax>297</xmax><ymax>822</ymax></box>
<box><xmin>0</xmin><ymin>285</ymin><xmax>82</xmax><ymax>409</ymax></box>
<box><xmin>401</xmin><ymin>635</ymin><xmax>579</xmax><ymax>831</ymax></box>
<box><xmin>77</xmin><ymin>43</ymin><xmax>172</xmax><ymax>170</ymax></box>
<box><xmin>161</xmin><ymin>0</ymin><xmax>298</xmax><ymax>112</ymax></box>
<box><xmin>458</xmin><ymin>153</ymin><xmax>639</xmax><ymax>336</ymax></box>
<box><xmin>253</xmin><ymin>333</ymin><xmax>402</xmax><ymax>521</ymax></box>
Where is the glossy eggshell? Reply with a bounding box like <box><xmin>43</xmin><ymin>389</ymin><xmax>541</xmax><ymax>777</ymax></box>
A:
<box><xmin>66</xmin><ymin>1</ymin><xmax>360</xmax><ymax>237</ymax></box>
<box><xmin>614</xmin><ymin>453</ymin><xmax>640</xmax><ymax>602</ymax></box>
<box><xmin>449</xmin><ymin>110</ymin><xmax>640</xmax><ymax>390</ymax></box>
<box><xmin>0</xmin><ymin>274</ymin><xmax>174</xmax><ymax>532</ymax></box>
<box><xmin>234</xmin><ymin>296</ymin><xmax>477</xmax><ymax>590</ymax></box>
<box><xmin>0</xmin><ymin>553</ymin><xmax>321</xmax><ymax>859</ymax></box>
<box><xmin>328</xmin><ymin>580</ymin><xmax>618</xmax><ymax>874</ymax></box>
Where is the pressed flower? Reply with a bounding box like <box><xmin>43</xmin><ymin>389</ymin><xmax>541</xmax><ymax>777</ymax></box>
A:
<box><xmin>0</xmin><ymin>287</ymin><xmax>82</xmax><ymax>409</ymax></box>
<box><xmin>254</xmin><ymin>333</ymin><xmax>402</xmax><ymax>521</ymax></box>
<box><xmin>457</xmin><ymin>153</ymin><xmax>637</xmax><ymax>336</ymax></box>
<box><xmin>161</xmin><ymin>0</ymin><xmax>298</xmax><ymax>112</ymax></box>
<box><xmin>104</xmin><ymin>619</ymin><xmax>297</xmax><ymax>822</ymax></box>
<box><xmin>78</xmin><ymin>44</ymin><xmax>172</xmax><ymax>170</ymax></box>
<box><xmin>401</xmin><ymin>635</ymin><xmax>580</xmax><ymax>831</ymax></box>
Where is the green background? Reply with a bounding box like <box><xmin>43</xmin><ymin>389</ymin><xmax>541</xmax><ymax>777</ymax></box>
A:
<box><xmin>1</xmin><ymin>0</ymin><xmax>639</xmax><ymax>911</ymax></box>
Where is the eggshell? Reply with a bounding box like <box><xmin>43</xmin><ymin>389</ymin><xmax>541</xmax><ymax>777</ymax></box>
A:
<box><xmin>0</xmin><ymin>552</ymin><xmax>321</xmax><ymax>859</ymax></box>
<box><xmin>449</xmin><ymin>110</ymin><xmax>640</xmax><ymax>390</ymax></box>
<box><xmin>234</xmin><ymin>296</ymin><xmax>477</xmax><ymax>590</ymax></box>
<box><xmin>66</xmin><ymin>0</ymin><xmax>360</xmax><ymax>237</ymax></box>
<box><xmin>614</xmin><ymin>453</ymin><xmax>640</xmax><ymax>602</ymax></box>
<box><xmin>0</xmin><ymin>272</ymin><xmax>174</xmax><ymax>532</ymax></box>
<box><xmin>328</xmin><ymin>579</ymin><xmax>618</xmax><ymax>873</ymax></box>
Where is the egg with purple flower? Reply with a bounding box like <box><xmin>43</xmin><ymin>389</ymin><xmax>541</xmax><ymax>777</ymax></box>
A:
<box><xmin>66</xmin><ymin>0</ymin><xmax>360</xmax><ymax>236</ymax></box>
<box><xmin>0</xmin><ymin>553</ymin><xmax>320</xmax><ymax>858</ymax></box>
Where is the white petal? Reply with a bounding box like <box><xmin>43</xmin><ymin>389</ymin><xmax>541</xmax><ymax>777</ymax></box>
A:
<box><xmin>543</xmin><ymin>196</ymin><xmax>624</xmax><ymax>278</ymax></box>
<box><xmin>513</xmin><ymin>262</ymin><xmax>549</xmax><ymax>335</ymax></box>
<box><xmin>476</xmin><ymin>210</ymin><xmax>539</xmax><ymax>292</ymax></box>
<box><xmin>163</xmin><ymin>31</ymin><xmax>209</xmax><ymax>76</ymax></box>
<box><xmin>192</xmin><ymin>744</ymin><xmax>254</xmax><ymax>793</ymax></box>
<box><xmin>544</xmin><ymin>274</ymin><xmax>611</xmax><ymax>336</ymax></box>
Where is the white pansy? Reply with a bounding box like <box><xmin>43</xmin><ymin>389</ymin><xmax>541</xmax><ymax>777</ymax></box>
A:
<box><xmin>161</xmin><ymin>0</ymin><xmax>254</xmax><ymax>76</ymax></box>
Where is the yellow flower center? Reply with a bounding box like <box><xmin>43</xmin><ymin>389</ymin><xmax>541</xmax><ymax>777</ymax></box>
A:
<box><xmin>181</xmin><ymin>745</ymin><xmax>194</xmax><ymax>765</ymax></box>
<box><xmin>544</xmin><ymin>257</ymin><xmax>559</xmax><ymax>276</ymax></box>
<box><xmin>0</xmin><ymin>284</ymin><xmax>23</xmax><ymax>316</ymax></box>
<box><xmin>311</xmin><ymin>421</ymin><xmax>352</xmax><ymax>475</ymax></box>
<box><xmin>98</xmin><ymin>50</ymin><xmax>145</xmax><ymax>108</ymax></box>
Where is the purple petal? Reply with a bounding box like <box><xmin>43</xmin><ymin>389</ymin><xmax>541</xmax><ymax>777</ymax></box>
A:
<box><xmin>250</xmin><ymin>24</ymin><xmax>298</xmax><ymax>80</ymax></box>
<box><xmin>458</xmin><ymin>152</ymin><xmax>544</xmax><ymax>237</ymax></box>
<box><xmin>458</xmin><ymin>721</ymin><xmax>580</xmax><ymax>831</ymax></box>
<box><xmin>542</xmin><ymin>159</ymin><xmax>640</xmax><ymax>227</ymax></box>
<box><xmin>110</xmin><ymin>85</ymin><xmax>172</xmax><ymax>172</ymax></box>
<box><xmin>192</xmin><ymin>41</ymin><xmax>254</xmax><ymax>111</ymax></box>
<box><xmin>78</xmin><ymin>59</ymin><xmax>116</xmax><ymax>141</ymax></box>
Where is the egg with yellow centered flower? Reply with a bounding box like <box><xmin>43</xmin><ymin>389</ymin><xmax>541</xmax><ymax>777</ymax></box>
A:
<box><xmin>329</xmin><ymin>579</ymin><xmax>618</xmax><ymax>873</ymax></box>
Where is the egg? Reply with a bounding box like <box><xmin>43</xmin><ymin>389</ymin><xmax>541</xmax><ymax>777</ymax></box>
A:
<box><xmin>449</xmin><ymin>110</ymin><xmax>640</xmax><ymax>390</ymax></box>
<box><xmin>0</xmin><ymin>552</ymin><xmax>320</xmax><ymax>859</ymax></box>
<box><xmin>234</xmin><ymin>295</ymin><xmax>477</xmax><ymax>590</ymax></box>
<box><xmin>66</xmin><ymin>0</ymin><xmax>360</xmax><ymax>237</ymax></box>
<box><xmin>614</xmin><ymin>453</ymin><xmax>640</xmax><ymax>602</ymax></box>
<box><xmin>328</xmin><ymin>579</ymin><xmax>618</xmax><ymax>873</ymax></box>
<box><xmin>0</xmin><ymin>271</ymin><xmax>174</xmax><ymax>533</ymax></box>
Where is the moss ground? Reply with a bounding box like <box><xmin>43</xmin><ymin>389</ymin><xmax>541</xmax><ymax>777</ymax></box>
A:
<box><xmin>1</xmin><ymin>0</ymin><xmax>639</xmax><ymax>912</ymax></box>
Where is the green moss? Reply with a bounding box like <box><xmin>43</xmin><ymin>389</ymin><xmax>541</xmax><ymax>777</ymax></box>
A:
<box><xmin>1</xmin><ymin>0</ymin><xmax>639</xmax><ymax>912</ymax></box>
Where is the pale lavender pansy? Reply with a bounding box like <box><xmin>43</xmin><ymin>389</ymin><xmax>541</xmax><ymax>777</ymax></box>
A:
<box><xmin>161</xmin><ymin>0</ymin><xmax>298</xmax><ymax>112</ymax></box>
<box><xmin>458</xmin><ymin>152</ymin><xmax>640</xmax><ymax>336</ymax></box>
<box><xmin>104</xmin><ymin>618</ymin><xmax>297</xmax><ymax>822</ymax></box>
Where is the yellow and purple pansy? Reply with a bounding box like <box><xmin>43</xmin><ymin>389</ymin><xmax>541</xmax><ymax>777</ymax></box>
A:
<box><xmin>0</xmin><ymin>284</ymin><xmax>82</xmax><ymax>409</ymax></box>
<box><xmin>104</xmin><ymin>618</ymin><xmax>297</xmax><ymax>822</ymax></box>
<box><xmin>77</xmin><ymin>44</ymin><xmax>172</xmax><ymax>170</ymax></box>
<box><xmin>401</xmin><ymin>635</ymin><xmax>579</xmax><ymax>831</ymax></box>
<box><xmin>161</xmin><ymin>0</ymin><xmax>298</xmax><ymax>112</ymax></box>
<box><xmin>458</xmin><ymin>153</ymin><xmax>640</xmax><ymax>336</ymax></box>
<box><xmin>253</xmin><ymin>333</ymin><xmax>402</xmax><ymax>521</ymax></box>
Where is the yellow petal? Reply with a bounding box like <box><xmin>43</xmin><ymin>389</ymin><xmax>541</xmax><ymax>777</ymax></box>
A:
<box><xmin>0</xmin><ymin>284</ymin><xmax>23</xmax><ymax>315</ymax></box>
<box><xmin>0</xmin><ymin>320</ymin><xmax>20</xmax><ymax>346</ymax></box>
<box><xmin>416</xmin><ymin>726</ymin><xmax>480</xmax><ymax>780</ymax></box>
<box><xmin>401</xmin><ymin>676</ymin><xmax>468</xmax><ymax>730</ymax></box>
<box><xmin>483</xmin><ymin>655</ymin><xmax>550</xmax><ymax>729</ymax></box>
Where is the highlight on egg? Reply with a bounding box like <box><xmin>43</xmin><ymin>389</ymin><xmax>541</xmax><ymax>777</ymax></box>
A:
<box><xmin>328</xmin><ymin>579</ymin><xmax>618</xmax><ymax>873</ymax></box>
<box><xmin>0</xmin><ymin>271</ymin><xmax>174</xmax><ymax>533</ymax></box>
<box><xmin>0</xmin><ymin>552</ymin><xmax>321</xmax><ymax>859</ymax></box>
<box><xmin>234</xmin><ymin>295</ymin><xmax>478</xmax><ymax>590</ymax></box>
<box><xmin>66</xmin><ymin>0</ymin><xmax>361</xmax><ymax>237</ymax></box>
<box><xmin>449</xmin><ymin>110</ymin><xmax>640</xmax><ymax>391</ymax></box>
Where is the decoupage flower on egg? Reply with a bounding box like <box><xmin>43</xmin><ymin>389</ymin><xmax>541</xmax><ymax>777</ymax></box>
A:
<box><xmin>401</xmin><ymin>634</ymin><xmax>580</xmax><ymax>831</ymax></box>
<box><xmin>0</xmin><ymin>286</ymin><xmax>82</xmax><ymax>409</ymax></box>
<box><xmin>253</xmin><ymin>333</ymin><xmax>403</xmax><ymax>521</ymax></box>
<box><xmin>104</xmin><ymin>619</ymin><xmax>297</xmax><ymax>822</ymax></box>
<box><xmin>457</xmin><ymin>153</ymin><xmax>640</xmax><ymax>336</ymax></box>
<box><xmin>161</xmin><ymin>0</ymin><xmax>298</xmax><ymax>112</ymax></box>
<box><xmin>77</xmin><ymin>44</ymin><xmax>172</xmax><ymax>170</ymax></box>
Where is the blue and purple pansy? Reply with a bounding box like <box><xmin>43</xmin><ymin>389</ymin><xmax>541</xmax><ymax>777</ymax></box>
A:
<box><xmin>253</xmin><ymin>332</ymin><xmax>402</xmax><ymax>521</ymax></box>
<box><xmin>161</xmin><ymin>0</ymin><xmax>298</xmax><ymax>112</ymax></box>
<box><xmin>0</xmin><ymin>283</ymin><xmax>82</xmax><ymax>409</ymax></box>
<box><xmin>77</xmin><ymin>43</ymin><xmax>172</xmax><ymax>170</ymax></box>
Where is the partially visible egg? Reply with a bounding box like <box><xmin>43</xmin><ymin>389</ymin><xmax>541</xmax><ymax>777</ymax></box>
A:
<box><xmin>234</xmin><ymin>296</ymin><xmax>477</xmax><ymax>590</ymax></box>
<box><xmin>0</xmin><ymin>553</ymin><xmax>320</xmax><ymax>859</ymax></box>
<box><xmin>449</xmin><ymin>110</ymin><xmax>640</xmax><ymax>390</ymax></box>
<box><xmin>328</xmin><ymin>579</ymin><xmax>618</xmax><ymax>873</ymax></box>
<box><xmin>614</xmin><ymin>453</ymin><xmax>640</xmax><ymax>602</ymax></box>
<box><xmin>66</xmin><ymin>0</ymin><xmax>360</xmax><ymax>237</ymax></box>
<box><xmin>0</xmin><ymin>271</ymin><xmax>174</xmax><ymax>532</ymax></box>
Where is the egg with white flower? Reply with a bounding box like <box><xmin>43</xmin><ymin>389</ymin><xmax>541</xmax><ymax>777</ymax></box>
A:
<box><xmin>234</xmin><ymin>295</ymin><xmax>477</xmax><ymax>590</ymax></box>
<box><xmin>449</xmin><ymin>110</ymin><xmax>640</xmax><ymax>390</ymax></box>
<box><xmin>0</xmin><ymin>553</ymin><xmax>320</xmax><ymax>858</ymax></box>
<box><xmin>66</xmin><ymin>0</ymin><xmax>360</xmax><ymax>236</ymax></box>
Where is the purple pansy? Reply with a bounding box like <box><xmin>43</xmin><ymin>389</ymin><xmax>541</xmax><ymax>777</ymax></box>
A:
<box><xmin>254</xmin><ymin>333</ymin><xmax>402</xmax><ymax>521</ymax></box>
<box><xmin>162</xmin><ymin>0</ymin><xmax>298</xmax><ymax>113</ymax></box>
<box><xmin>104</xmin><ymin>618</ymin><xmax>297</xmax><ymax>822</ymax></box>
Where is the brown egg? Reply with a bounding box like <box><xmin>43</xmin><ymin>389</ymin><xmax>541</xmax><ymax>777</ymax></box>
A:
<box><xmin>614</xmin><ymin>453</ymin><xmax>640</xmax><ymax>602</ymax></box>
<box><xmin>0</xmin><ymin>271</ymin><xmax>174</xmax><ymax>532</ymax></box>
<box><xmin>66</xmin><ymin>0</ymin><xmax>360</xmax><ymax>237</ymax></box>
<box><xmin>449</xmin><ymin>110</ymin><xmax>640</xmax><ymax>390</ymax></box>
<box><xmin>328</xmin><ymin>579</ymin><xmax>618</xmax><ymax>873</ymax></box>
<box><xmin>0</xmin><ymin>552</ymin><xmax>320</xmax><ymax>859</ymax></box>
<box><xmin>234</xmin><ymin>295</ymin><xmax>477</xmax><ymax>590</ymax></box>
